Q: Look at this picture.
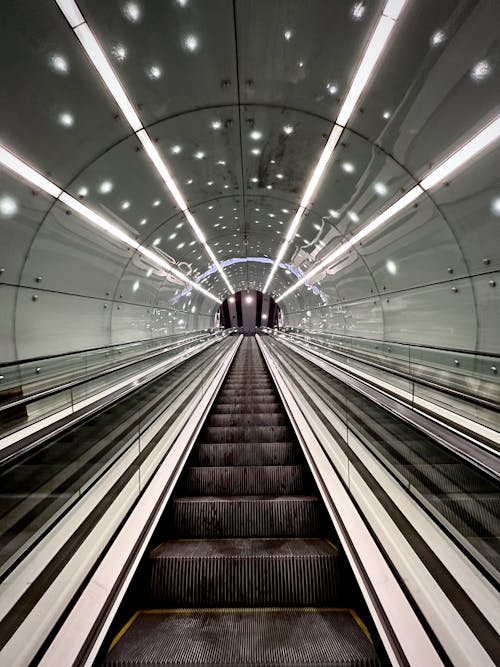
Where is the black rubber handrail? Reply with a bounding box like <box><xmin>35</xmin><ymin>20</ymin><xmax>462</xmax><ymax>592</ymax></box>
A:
<box><xmin>0</xmin><ymin>328</ymin><xmax>216</xmax><ymax>367</ymax></box>
<box><xmin>288</xmin><ymin>324</ymin><xmax>500</xmax><ymax>358</ymax></box>
<box><xmin>0</xmin><ymin>332</ymin><xmax>218</xmax><ymax>415</ymax></box>
<box><xmin>272</xmin><ymin>334</ymin><xmax>500</xmax><ymax>481</ymax></box>
<box><xmin>280</xmin><ymin>331</ymin><xmax>500</xmax><ymax>413</ymax></box>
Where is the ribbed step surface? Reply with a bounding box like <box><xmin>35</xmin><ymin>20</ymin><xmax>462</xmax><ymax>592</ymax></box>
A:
<box><xmin>208</xmin><ymin>413</ymin><xmax>287</xmax><ymax>427</ymax></box>
<box><xmin>105</xmin><ymin>609</ymin><xmax>379</xmax><ymax>666</ymax></box>
<box><xmin>181</xmin><ymin>466</ymin><xmax>308</xmax><ymax>495</ymax></box>
<box><xmin>212</xmin><ymin>403</ymin><xmax>281</xmax><ymax>414</ymax></box>
<box><xmin>196</xmin><ymin>442</ymin><xmax>299</xmax><ymax>466</ymax></box>
<box><xmin>171</xmin><ymin>496</ymin><xmax>322</xmax><ymax>538</ymax></box>
<box><xmin>149</xmin><ymin>538</ymin><xmax>338</xmax><ymax>606</ymax></box>
<box><xmin>201</xmin><ymin>425</ymin><xmax>292</xmax><ymax>443</ymax></box>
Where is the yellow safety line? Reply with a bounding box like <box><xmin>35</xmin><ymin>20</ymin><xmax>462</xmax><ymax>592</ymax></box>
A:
<box><xmin>111</xmin><ymin>607</ymin><xmax>373</xmax><ymax>647</ymax></box>
<box><xmin>108</xmin><ymin>610</ymin><xmax>142</xmax><ymax>652</ymax></box>
<box><xmin>349</xmin><ymin>609</ymin><xmax>373</xmax><ymax>642</ymax></box>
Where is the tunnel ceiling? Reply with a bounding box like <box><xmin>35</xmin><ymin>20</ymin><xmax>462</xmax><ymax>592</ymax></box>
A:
<box><xmin>1</xmin><ymin>0</ymin><xmax>500</xmax><ymax>326</ymax></box>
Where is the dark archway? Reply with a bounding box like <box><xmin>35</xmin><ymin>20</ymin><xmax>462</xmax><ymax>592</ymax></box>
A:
<box><xmin>218</xmin><ymin>291</ymin><xmax>281</xmax><ymax>333</ymax></box>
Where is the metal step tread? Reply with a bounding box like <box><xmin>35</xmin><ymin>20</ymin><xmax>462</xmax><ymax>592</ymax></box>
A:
<box><xmin>151</xmin><ymin>537</ymin><xmax>338</xmax><ymax>559</ymax></box>
<box><xmin>181</xmin><ymin>465</ymin><xmax>308</xmax><ymax>495</ymax></box>
<box><xmin>207</xmin><ymin>413</ymin><xmax>288</xmax><ymax>426</ymax></box>
<box><xmin>200</xmin><ymin>425</ymin><xmax>292</xmax><ymax>443</ymax></box>
<box><xmin>196</xmin><ymin>442</ymin><xmax>299</xmax><ymax>466</ymax></box>
<box><xmin>105</xmin><ymin>608</ymin><xmax>379</xmax><ymax>666</ymax></box>
<box><xmin>148</xmin><ymin>539</ymin><xmax>339</xmax><ymax>606</ymax></box>
<box><xmin>171</xmin><ymin>496</ymin><xmax>322</xmax><ymax>538</ymax></box>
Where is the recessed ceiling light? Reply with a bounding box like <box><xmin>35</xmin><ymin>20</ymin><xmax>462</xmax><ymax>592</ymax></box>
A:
<box><xmin>326</xmin><ymin>82</ymin><xmax>338</xmax><ymax>95</ymax></box>
<box><xmin>348</xmin><ymin>211</ymin><xmax>359</xmax><ymax>222</ymax></box>
<box><xmin>216</xmin><ymin>160</ymin><xmax>226</xmax><ymax>165</ymax></box>
<box><xmin>171</xmin><ymin>145</ymin><xmax>182</xmax><ymax>154</ymax></box>
<box><xmin>122</xmin><ymin>2</ymin><xmax>141</xmax><ymax>23</ymax></box>
<box><xmin>211</xmin><ymin>120</ymin><xmax>222</xmax><ymax>130</ymax></box>
<box><xmin>471</xmin><ymin>60</ymin><xmax>491</xmax><ymax>81</ymax></box>
<box><xmin>430</xmin><ymin>30</ymin><xmax>446</xmax><ymax>47</ymax></box>
<box><xmin>283</xmin><ymin>29</ymin><xmax>293</xmax><ymax>41</ymax></box>
<box><xmin>373</xmin><ymin>182</ymin><xmax>388</xmax><ymax>196</ymax></box>
<box><xmin>251</xmin><ymin>148</ymin><xmax>261</xmax><ymax>155</ymax></box>
<box><xmin>186</xmin><ymin>179</ymin><xmax>193</xmax><ymax>185</ymax></box>
<box><xmin>177</xmin><ymin>242</ymin><xmax>185</xmax><ymax>249</ymax></box>
<box><xmin>283</xmin><ymin>124</ymin><xmax>294</xmax><ymax>135</ymax></box>
<box><xmin>49</xmin><ymin>53</ymin><xmax>69</xmax><ymax>74</ymax></box>
<box><xmin>121</xmin><ymin>200</ymin><xmax>131</xmax><ymax>209</ymax></box>
<box><xmin>491</xmin><ymin>196</ymin><xmax>500</xmax><ymax>216</ymax></box>
<box><xmin>194</xmin><ymin>151</ymin><xmax>205</xmax><ymax>159</ymax></box>
<box><xmin>99</xmin><ymin>180</ymin><xmax>113</xmax><ymax>194</ymax></box>
<box><xmin>342</xmin><ymin>162</ymin><xmax>355</xmax><ymax>173</ymax></box>
<box><xmin>153</xmin><ymin>237</ymin><xmax>161</xmax><ymax>246</ymax></box>
<box><xmin>140</xmin><ymin>218</ymin><xmax>147</xmax><ymax>225</ymax></box>
<box><xmin>386</xmin><ymin>259</ymin><xmax>397</xmax><ymax>274</ymax></box>
<box><xmin>328</xmin><ymin>209</ymin><xmax>340</xmax><ymax>218</ymax></box>
<box><xmin>183</xmin><ymin>34</ymin><xmax>199</xmax><ymax>52</ymax></box>
<box><xmin>78</xmin><ymin>186</ymin><xmax>88</xmax><ymax>197</ymax></box>
<box><xmin>383</xmin><ymin>110</ymin><xmax>392</xmax><ymax>120</ymax></box>
<box><xmin>146</xmin><ymin>64</ymin><xmax>162</xmax><ymax>80</ymax></box>
<box><xmin>276</xmin><ymin>173</ymin><xmax>284</xmax><ymax>179</ymax></box>
<box><xmin>152</xmin><ymin>199</ymin><xmax>161</xmax><ymax>207</ymax></box>
<box><xmin>111</xmin><ymin>43</ymin><xmax>127</xmax><ymax>61</ymax></box>
<box><xmin>58</xmin><ymin>111</ymin><xmax>74</xmax><ymax>127</ymax></box>
<box><xmin>207</xmin><ymin>181</ymin><xmax>214</xmax><ymax>186</ymax></box>
<box><xmin>251</xmin><ymin>177</ymin><xmax>258</xmax><ymax>183</ymax></box>
<box><xmin>282</xmin><ymin>208</ymin><xmax>289</xmax><ymax>213</ymax></box>
<box><xmin>0</xmin><ymin>195</ymin><xmax>18</xmax><ymax>218</ymax></box>
<box><xmin>250</xmin><ymin>130</ymin><xmax>263</xmax><ymax>141</ymax></box>
<box><xmin>266</xmin><ymin>185</ymin><xmax>272</xmax><ymax>189</ymax></box>
<box><xmin>351</xmin><ymin>2</ymin><xmax>366</xmax><ymax>21</ymax></box>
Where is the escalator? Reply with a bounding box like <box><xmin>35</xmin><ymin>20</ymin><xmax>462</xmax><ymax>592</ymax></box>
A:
<box><xmin>0</xmin><ymin>343</ymin><xmax>225</xmax><ymax>574</ymax></box>
<box><xmin>271</xmin><ymin>340</ymin><xmax>500</xmax><ymax>579</ymax></box>
<box><xmin>104</xmin><ymin>336</ymin><xmax>381</xmax><ymax>666</ymax></box>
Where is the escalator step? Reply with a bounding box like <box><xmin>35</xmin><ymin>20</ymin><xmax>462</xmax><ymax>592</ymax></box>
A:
<box><xmin>201</xmin><ymin>425</ymin><xmax>292</xmax><ymax>443</ymax></box>
<box><xmin>217</xmin><ymin>388</ymin><xmax>276</xmax><ymax>396</ymax></box>
<box><xmin>105</xmin><ymin>609</ymin><xmax>379</xmax><ymax>666</ymax></box>
<box><xmin>212</xmin><ymin>402</ymin><xmax>281</xmax><ymax>414</ymax></box>
<box><xmin>181</xmin><ymin>465</ymin><xmax>308</xmax><ymax>495</ymax></box>
<box><xmin>207</xmin><ymin>413</ymin><xmax>288</xmax><ymax>427</ymax></box>
<box><xmin>197</xmin><ymin>442</ymin><xmax>299</xmax><ymax>466</ymax></box>
<box><xmin>148</xmin><ymin>538</ymin><xmax>338</xmax><ymax>606</ymax></box>
<box><xmin>171</xmin><ymin>496</ymin><xmax>322</xmax><ymax>537</ymax></box>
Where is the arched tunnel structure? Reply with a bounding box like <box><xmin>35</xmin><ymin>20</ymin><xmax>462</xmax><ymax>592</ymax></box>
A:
<box><xmin>0</xmin><ymin>2</ymin><xmax>499</xmax><ymax>666</ymax></box>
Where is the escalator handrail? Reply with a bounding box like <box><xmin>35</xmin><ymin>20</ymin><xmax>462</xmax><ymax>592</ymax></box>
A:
<box><xmin>0</xmin><ymin>334</ymin><xmax>227</xmax><ymax>464</ymax></box>
<box><xmin>0</xmin><ymin>331</ymin><xmax>221</xmax><ymax>414</ymax></box>
<box><xmin>271</xmin><ymin>333</ymin><xmax>500</xmax><ymax>481</ymax></box>
<box><xmin>278</xmin><ymin>330</ymin><xmax>500</xmax><ymax>413</ymax></box>
<box><xmin>0</xmin><ymin>328</ymin><xmax>217</xmax><ymax>367</ymax></box>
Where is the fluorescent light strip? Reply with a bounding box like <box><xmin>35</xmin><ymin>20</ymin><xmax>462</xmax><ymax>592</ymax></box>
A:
<box><xmin>420</xmin><ymin>115</ymin><xmax>500</xmax><ymax>190</ymax></box>
<box><xmin>263</xmin><ymin>0</ymin><xmax>407</xmax><ymax>293</ymax></box>
<box><xmin>54</xmin><ymin>0</ymin><xmax>234</xmax><ymax>293</ymax></box>
<box><xmin>0</xmin><ymin>146</ymin><xmax>62</xmax><ymax>199</ymax></box>
<box><xmin>0</xmin><ymin>144</ymin><xmax>221</xmax><ymax>303</ymax></box>
<box><xmin>276</xmin><ymin>113</ymin><xmax>500</xmax><ymax>302</ymax></box>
